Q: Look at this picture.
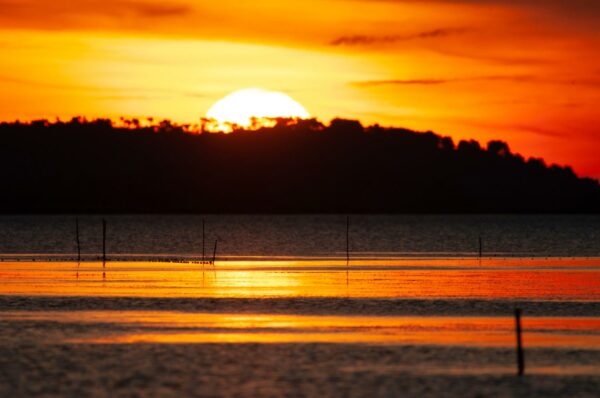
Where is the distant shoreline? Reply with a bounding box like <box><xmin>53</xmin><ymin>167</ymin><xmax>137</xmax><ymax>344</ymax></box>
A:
<box><xmin>2</xmin><ymin>118</ymin><xmax>599</xmax><ymax>213</ymax></box>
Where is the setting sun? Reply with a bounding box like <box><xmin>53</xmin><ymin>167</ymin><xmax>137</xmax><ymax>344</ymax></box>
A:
<box><xmin>206</xmin><ymin>88</ymin><xmax>310</xmax><ymax>131</ymax></box>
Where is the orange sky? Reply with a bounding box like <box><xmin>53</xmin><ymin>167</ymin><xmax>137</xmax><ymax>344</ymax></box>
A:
<box><xmin>1</xmin><ymin>0</ymin><xmax>599</xmax><ymax>177</ymax></box>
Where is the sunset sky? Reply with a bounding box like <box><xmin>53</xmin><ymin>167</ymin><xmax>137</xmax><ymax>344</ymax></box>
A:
<box><xmin>1</xmin><ymin>0</ymin><xmax>599</xmax><ymax>177</ymax></box>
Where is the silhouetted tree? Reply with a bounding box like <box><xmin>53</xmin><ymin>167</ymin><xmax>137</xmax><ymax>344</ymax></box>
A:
<box><xmin>487</xmin><ymin>140</ymin><xmax>511</xmax><ymax>158</ymax></box>
<box><xmin>0</xmin><ymin>117</ymin><xmax>598</xmax><ymax>213</ymax></box>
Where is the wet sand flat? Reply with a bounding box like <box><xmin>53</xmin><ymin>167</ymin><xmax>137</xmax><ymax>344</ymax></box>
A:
<box><xmin>1</xmin><ymin>343</ymin><xmax>599</xmax><ymax>397</ymax></box>
<box><xmin>1</xmin><ymin>258</ymin><xmax>599</xmax><ymax>397</ymax></box>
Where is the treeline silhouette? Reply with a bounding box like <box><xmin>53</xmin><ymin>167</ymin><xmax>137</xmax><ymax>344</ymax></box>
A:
<box><xmin>1</xmin><ymin>117</ymin><xmax>599</xmax><ymax>213</ymax></box>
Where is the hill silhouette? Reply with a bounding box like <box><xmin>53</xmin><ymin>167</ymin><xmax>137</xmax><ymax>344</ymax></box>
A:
<box><xmin>1</xmin><ymin>117</ymin><xmax>599</xmax><ymax>213</ymax></box>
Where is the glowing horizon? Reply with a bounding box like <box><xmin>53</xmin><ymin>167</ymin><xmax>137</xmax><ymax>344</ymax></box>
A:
<box><xmin>205</xmin><ymin>88</ymin><xmax>310</xmax><ymax>131</ymax></box>
<box><xmin>1</xmin><ymin>1</ymin><xmax>599</xmax><ymax>177</ymax></box>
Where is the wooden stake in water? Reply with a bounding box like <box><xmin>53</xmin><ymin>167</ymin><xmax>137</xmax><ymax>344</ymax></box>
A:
<box><xmin>75</xmin><ymin>217</ymin><xmax>81</xmax><ymax>263</ymax></box>
<box><xmin>346</xmin><ymin>216</ymin><xmax>351</xmax><ymax>285</ymax></box>
<box><xmin>102</xmin><ymin>219</ymin><xmax>107</xmax><ymax>268</ymax></box>
<box><xmin>478</xmin><ymin>236</ymin><xmax>483</xmax><ymax>258</ymax></box>
<box><xmin>346</xmin><ymin>216</ymin><xmax>350</xmax><ymax>267</ymax></box>
<box><xmin>202</xmin><ymin>218</ymin><xmax>206</xmax><ymax>264</ymax></box>
<box><xmin>212</xmin><ymin>239</ymin><xmax>218</xmax><ymax>265</ymax></box>
<box><xmin>75</xmin><ymin>217</ymin><xmax>81</xmax><ymax>278</ymax></box>
<box><xmin>515</xmin><ymin>308</ymin><xmax>525</xmax><ymax>376</ymax></box>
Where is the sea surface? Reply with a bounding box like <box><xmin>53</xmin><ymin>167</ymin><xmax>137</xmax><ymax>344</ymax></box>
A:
<box><xmin>0</xmin><ymin>214</ymin><xmax>599</xmax><ymax>397</ymax></box>
<box><xmin>0</xmin><ymin>214</ymin><xmax>599</xmax><ymax>259</ymax></box>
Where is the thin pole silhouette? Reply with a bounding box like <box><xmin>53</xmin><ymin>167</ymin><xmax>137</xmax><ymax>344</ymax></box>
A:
<box><xmin>202</xmin><ymin>218</ymin><xmax>206</xmax><ymax>265</ymax></box>
<box><xmin>346</xmin><ymin>216</ymin><xmax>350</xmax><ymax>267</ymax></box>
<box><xmin>75</xmin><ymin>217</ymin><xmax>81</xmax><ymax>263</ymax></box>
<box><xmin>515</xmin><ymin>308</ymin><xmax>525</xmax><ymax>376</ymax></box>
<box><xmin>211</xmin><ymin>239</ymin><xmax>218</xmax><ymax>265</ymax></box>
<box><xmin>102</xmin><ymin>219</ymin><xmax>107</xmax><ymax>271</ymax></box>
<box><xmin>75</xmin><ymin>217</ymin><xmax>81</xmax><ymax>277</ymax></box>
<box><xmin>346</xmin><ymin>216</ymin><xmax>350</xmax><ymax>285</ymax></box>
<box><xmin>478</xmin><ymin>236</ymin><xmax>482</xmax><ymax>258</ymax></box>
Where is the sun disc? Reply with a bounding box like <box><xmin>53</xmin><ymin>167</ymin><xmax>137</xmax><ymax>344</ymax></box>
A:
<box><xmin>206</xmin><ymin>88</ymin><xmax>309</xmax><ymax>131</ymax></box>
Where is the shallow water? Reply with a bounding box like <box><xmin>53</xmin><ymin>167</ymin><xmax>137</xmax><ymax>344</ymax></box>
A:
<box><xmin>1</xmin><ymin>260</ymin><xmax>599</xmax><ymax>354</ymax></box>
<box><xmin>1</xmin><ymin>214</ymin><xmax>599</xmax><ymax>258</ymax></box>
<box><xmin>1</xmin><ymin>267</ymin><xmax>599</xmax><ymax>397</ymax></box>
<box><xmin>1</xmin><ymin>259</ymin><xmax>599</xmax><ymax>300</ymax></box>
<box><xmin>3</xmin><ymin>310</ymin><xmax>600</xmax><ymax>348</ymax></box>
<box><xmin>1</xmin><ymin>214</ymin><xmax>600</xmax><ymax>397</ymax></box>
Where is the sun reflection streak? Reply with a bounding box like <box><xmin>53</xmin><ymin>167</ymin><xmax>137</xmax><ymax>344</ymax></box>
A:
<box><xmin>4</xmin><ymin>311</ymin><xmax>598</xmax><ymax>348</ymax></box>
<box><xmin>0</xmin><ymin>259</ymin><xmax>599</xmax><ymax>299</ymax></box>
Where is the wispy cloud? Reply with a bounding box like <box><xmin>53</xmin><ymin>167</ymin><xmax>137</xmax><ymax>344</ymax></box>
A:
<box><xmin>511</xmin><ymin>124</ymin><xmax>566</xmax><ymax>138</ymax></box>
<box><xmin>353</xmin><ymin>75</ymin><xmax>532</xmax><ymax>86</ymax></box>
<box><xmin>353</xmin><ymin>75</ymin><xmax>600</xmax><ymax>87</ymax></box>
<box><xmin>375</xmin><ymin>0</ymin><xmax>600</xmax><ymax>16</ymax></box>
<box><xmin>355</xmin><ymin>79</ymin><xmax>450</xmax><ymax>86</ymax></box>
<box><xmin>330</xmin><ymin>28</ymin><xmax>469</xmax><ymax>46</ymax></box>
<box><xmin>124</xmin><ymin>1</ymin><xmax>191</xmax><ymax>17</ymax></box>
<box><xmin>430</xmin><ymin>47</ymin><xmax>549</xmax><ymax>66</ymax></box>
<box><xmin>0</xmin><ymin>0</ymin><xmax>193</xmax><ymax>30</ymax></box>
<box><xmin>0</xmin><ymin>0</ymin><xmax>192</xmax><ymax>17</ymax></box>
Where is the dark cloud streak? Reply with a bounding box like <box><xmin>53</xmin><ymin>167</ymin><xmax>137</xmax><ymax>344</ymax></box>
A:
<box><xmin>354</xmin><ymin>75</ymin><xmax>533</xmax><ymax>86</ymax></box>
<box><xmin>122</xmin><ymin>1</ymin><xmax>191</xmax><ymax>18</ymax></box>
<box><xmin>355</xmin><ymin>79</ymin><xmax>449</xmax><ymax>85</ymax></box>
<box><xmin>354</xmin><ymin>75</ymin><xmax>600</xmax><ymax>87</ymax></box>
<box><xmin>375</xmin><ymin>0</ymin><xmax>600</xmax><ymax>13</ymax></box>
<box><xmin>0</xmin><ymin>0</ymin><xmax>192</xmax><ymax>21</ymax></box>
<box><xmin>330</xmin><ymin>28</ymin><xmax>469</xmax><ymax>46</ymax></box>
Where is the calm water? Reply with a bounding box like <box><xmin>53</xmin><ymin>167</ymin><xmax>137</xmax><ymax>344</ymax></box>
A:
<box><xmin>1</xmin><ymin>214</ymin><xmax>599</xmax><ymax>397</ymax></box>
<box><xmin>0</xmin><ymin>214</ymin><xmax>599</xmax><ymax>259</ymax></box>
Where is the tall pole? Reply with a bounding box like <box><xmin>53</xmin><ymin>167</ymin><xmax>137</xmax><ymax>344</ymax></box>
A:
<box><xmin>75</xmin><ymin>217</ymin><xmax>81</xmax><ymax>263</ymax></box>
<box><xmin>212</xmin><ymin>239</ymin><xmax>218</xmax><ymax>265</ymax></box>
<box><xmin>346</xmin><ymin>216</ymin><xmax>350</xmax><ymax>267</ymax></box>
<box><xmin>75</xmin><ymin>217</ymin><xmax>81</xmax><ymax>278</ymax></box>
<box><xmin>515</xmin><ymin>308</ymin><xmax>525</xmax><ymax>376</ymax></box>
<box><xmin>202</xmin><ymin>218</ymin><xmax>206</xmax><ymax>264</ymax></box>
<box><xmin>346</xmin><ymin>216</ymin><xmax>350</xmax><ymax>287</ymax></box>
<box><xmin>102</xmin><ymin>219</ymin><xmax>107</xmax><ymax>268</ymax></box>
<box><xmin>478</xmin><ymin>236</ymin><xmax>482</xmax><ymax>258</ymax></box>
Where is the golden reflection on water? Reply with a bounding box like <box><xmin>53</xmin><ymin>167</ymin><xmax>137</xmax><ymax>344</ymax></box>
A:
<box><xmin>82</xmin><ymin>331</ymin><xmax>600</xmax><ymax>346</ymax></box>
<box><xmin>4</xmin><ymin>311</ymin><xmax>599</xmax><ymax>347</ymax></box>
<box><xmin>0</xmin><ymin>259</ymin><xmax>599</xmax><ymax>299</ymax></box>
